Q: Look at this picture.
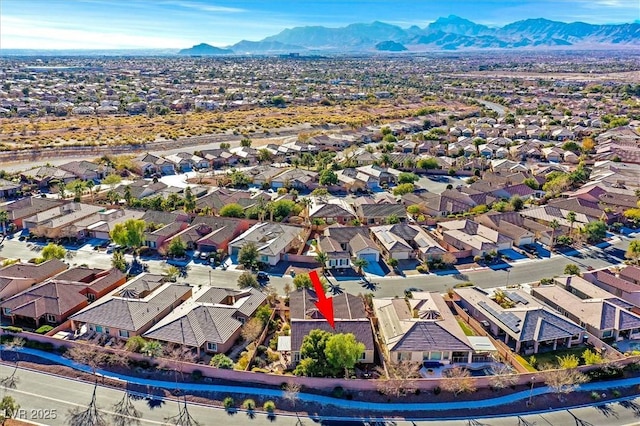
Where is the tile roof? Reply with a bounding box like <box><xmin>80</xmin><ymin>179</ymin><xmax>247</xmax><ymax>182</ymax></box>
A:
<box><xmin>70</xmin><ymin>282</ymin><xmax>191</xmax><ymax>332</ymax></box>
<box><xmin>289</xmin><ymin>288</ymin><xmax>366</xmax><ymax>321</ymax></box>
<box><xmin>290</xmin><ymin>319</ymin><xmax>375</xmax><ymax>352</ymax></box>
<box><xmin>0</xmin><ymin>259</ymin><xmax>67</xmax><ymax>282</ymax></box>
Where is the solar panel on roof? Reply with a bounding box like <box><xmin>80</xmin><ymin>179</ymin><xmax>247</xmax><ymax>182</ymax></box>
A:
<box><xmin>507</xmin><ymin>292</ymin><xmax>529</xmax><ymax>305</ymax></box>
<box><xmin>479</xmin><ymin>301</ymin><xmax>520</xmax><ymax>333</ymax></box>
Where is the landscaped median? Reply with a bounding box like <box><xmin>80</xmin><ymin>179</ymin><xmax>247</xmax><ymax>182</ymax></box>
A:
<box><xmin>3</xmin><ymin>328</ymin><xmax>640</xmax><ymax>420</ymax></box>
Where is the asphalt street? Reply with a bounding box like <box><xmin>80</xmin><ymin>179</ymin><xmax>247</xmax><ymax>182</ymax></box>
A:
<box><xmin>0</xmin><ymin>235</ymin><xmax>633</xmax><ymax>299</ymax></box>
<box><xmin>4</xmin><ymin>365</ymin><xmax>640</xmax><ymax>426</ymax></box>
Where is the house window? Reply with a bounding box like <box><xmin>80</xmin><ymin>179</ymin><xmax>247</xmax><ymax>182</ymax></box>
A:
<box><xmin>88</xmin><ymin>324</ymin><xmax>94</xmax><ymax>331</ymax></box>
<box><xmin>359</xmin><ymin>352</ymin><xmax>366</xmax><ymax>361</ymax></box>
<box><xmin>45</xmin><ymin>314</ymin><xmax>56</xmax><ymax>323</ymax></box>
<box><xmin>430</xmin><ymin>351</ymin><xmax>442</xmax><ymax>361</ymax></box>
<box><xmin>293</xmin><ymin>352</ymin><xmax>300</xmax><ymax>362</ymax></box>
<box><xmin>104</xmin><ymin>328</ymin><xmax>110</xmax><ymax>335</ymax></box>
<box><xmin>206</xmin><ymin>342</ymin><xmax>218</xmax><ymax>352</ymax></box>
<box><xmin>95</xmin><ymin>325</ymin><xmax>103</xmax><ymax>333</ymax></box>
<box><xmin>3</xmin><ymin>308</ymin><xmax>11</xmax><ymax>316</ymax></box>
<box><xmin>602</xmin><ymin>330</ymin><xmax>613</xmax><ymax>338</ymax></box>
<box><xmin>261</xmin><ymin>255</ymin><xmax>269</xmax><ymax>263</ymax></box>
<box><xmin>119</xmin><ymin>330</ymin><xmax>129</xmax><ymax>338</ymax></box>
<box><xmin>237</xmin><ymin>317</ymin><xmax>246</xmax><ymax>325</ymax></box>
<box><xmin>87</xmin><ymin>293</ymin><xmax>96</xmax><ymax>302</ymax></box>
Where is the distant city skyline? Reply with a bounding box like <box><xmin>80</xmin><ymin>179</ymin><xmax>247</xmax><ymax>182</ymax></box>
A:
<box><xmin>2</xmin><ymin>0</ymin><xmax>639</xmax><ymax>49</ymax></box>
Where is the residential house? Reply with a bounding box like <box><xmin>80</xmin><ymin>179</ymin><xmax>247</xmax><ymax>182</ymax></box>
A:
<box><xmin>288</xmin><ymin>289</ymin><xmax>375</xmax><ymax>365</ymax></box>
<box><xmin>248</xmin><ymin>166</ymin><xmax>283</xmax><ymax>187</ymax></box>
<box><xmin>318</xmin><ymin>236</ymin><xmax>350</xmax><ymax>270</ymax></box>
<box><xmin>355</xmin><ymin>203</ymin><xmax>407</xmax><ymax>226</ymax></box>
<box><xmin>1</xmin><ymin>267</ymin><xmax>126</xmax><ymax>328</ymax></box>
<box><xmin>270</xmin><ymin>169</ymin><xmax>318</xmax><ymax>191</ymax></box>
<box><xmin>323</xmin><ymin>225</ymin><xmax>380</xmax><ymax>264</ymax></box>
<box><xmin>2</xmin><ymin>197</ymin><xmax>65</xmax><ymax>230</ymax></box>
<box><xmin>165</xmin><ymin>152</ymin><xmax>209</xmax><ymax>171</ymax></box>
<box><xmin>0</xmin><ymin>179</ymin><xmax>21</xmax><ymax>199</ymax></box>
<box><xmin>620</xmin><ymin>266</ymin><xmax>640</xmax><ymax>286</ymax></box>
<box><xmin>583</xmin><ymin>269</ymin><xmax>640</xmax><ymax>307</ymax></box>
<box><xmin>374</xmin><ymin>292</ymin><xmax>495</xmax><ymax>364</ymax></box>
<box><xmin>228</xmin><ymin>222</ymin><xmax>305</xmax><ymax>266</ymax></box>
<box><xmin>0</xmin><ymin>260</ymin><xmax>68</xmax><ymax>301</ymax></box>
<box><xmin>455</xmin><ymin>287</ymin><xmax>584</xmax><ymax>355</ymax></box>
<box><xmin>532</xmin><ymin>278</ymin><xmax>640</xmax><ymax>341</ymax></box>
<box><xmin>190</xmin><ymin>216</ymin><xmax>254</xmax><ymax>253</ymax></box>
<box><xmin>475</xmin><ymin>213</ymin><xmax>536</xmax><ymax>247</ymax></box>
<box><xmin>144</xmin><ymin>221</ymin><xmax>190</xmax><ymax>251</ymax></box>
<box><xmin>68</xmin><ymin>208</ymin><xmax>145</xmax><ymax>240</ymax></box>
<box><xmin>195</xmin><ymin>188</ymin><xmax>268</xmax><ymax>215</ymax></box>
<box><xmin>143</xmin><ymin>286</ymin><xmax>266</xmax><ymax>355</ymax></box>
<box><xmin>23</xmin><ymin>202</ymin><xmax>104</xmax><ymax>240</ymax></box>
<box><xmin>133</xmin><ymin>153</ymin><xmax>176</xmax><ymax>176</ymax></box>
<box><xmin>308</xmin><ymin>198</ymin><xmax>356</xmax><ymax>225</ymax></box>
<box><xmin>356</xmin><ymin>165</ymin><xmax>399</xmax><ymax>186</ymax></box>
<box><xmin>438</xmin><ymin>219</ymin><xmax>513</xmax><ymax>257</ymax></box>
<box><xmin>371</xmin><ymin>223</ymin><xmax>446</xmax><ymax>261</ymax></box>
<box><xmin>58</xmin><ymin>161</ymin><xmax>112</xmax><ymax>181</ymax></box>
<box><xmin>20</xmin><ymin>166</ymin><xmax>76</xmax><ymax>189</ymax></box>
<box><xmin>70</xmin><ymin>273</ymin><xmax>191</xmax><ymax>339</ymax></box>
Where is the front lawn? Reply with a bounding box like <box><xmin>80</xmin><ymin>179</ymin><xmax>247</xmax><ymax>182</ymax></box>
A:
<box><xmin>530</xmin><ymin>346</ymin><xmax>587</xmax><ymax>369</ymax></box>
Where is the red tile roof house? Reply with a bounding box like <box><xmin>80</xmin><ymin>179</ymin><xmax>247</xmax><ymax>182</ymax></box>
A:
<box><xmin>0</xmin><ymin>267</ymin><xmax>126</xmax><ymax>329</ymax></box>
<box><xmin>2</xmin><ymin>197</ymin><xmax>65</xmax><ymax>230</ymax></box>
<box><xmin>0</xmin><ymin>259</ymin><xmax>68</xmax><ymax>302</ymax></box>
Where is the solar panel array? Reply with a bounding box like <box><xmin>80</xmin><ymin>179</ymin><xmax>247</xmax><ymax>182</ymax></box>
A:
<box><xmin>507</xmin><ymin>292</ymin><xmax>529</xmax><ymax>305</ymax></box>
<box><xmin>479</xmin><ymin>301</ymin><xmax>521</xmax><ymax>333</ymax></box>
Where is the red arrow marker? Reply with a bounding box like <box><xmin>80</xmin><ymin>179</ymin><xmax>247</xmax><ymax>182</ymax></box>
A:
<box><xmin>309</xmin><ymin>270</ymin><xmax>335</xmax><ymax>329</ymax></box>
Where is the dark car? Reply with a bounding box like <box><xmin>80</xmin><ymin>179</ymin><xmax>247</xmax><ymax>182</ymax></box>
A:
<box><xmin>404</xmin><ymin>287</ymin><xmax>423</xmax><ymax>295</ymax></box>
<box><xmin>257</xmin><ymin>271</ymin><xmax>270</xmax><ymax>282</ymax></box>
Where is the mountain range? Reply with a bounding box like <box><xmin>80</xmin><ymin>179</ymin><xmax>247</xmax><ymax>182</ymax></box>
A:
<box><xmin>179</xmin><ymin>15</ymin><xmax>640</xmax><ymax>55</ymax></box>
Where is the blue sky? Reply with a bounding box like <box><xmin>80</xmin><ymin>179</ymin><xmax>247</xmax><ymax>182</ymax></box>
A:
<box><xmin>2</xmin><ymin>0</ymin><xmax>639</xmax><ymax>49</ymax></box>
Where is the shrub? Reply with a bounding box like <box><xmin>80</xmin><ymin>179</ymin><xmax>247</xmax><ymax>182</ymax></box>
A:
<box><xmin>263</xmin><ymin>400</ymin><xmax>276</xmax><ymax>413</ymax></box>
<box><xmin>613</xmin><ymin>389</ymin><xmax>621</xmax><ymax>398</ymax></box>
<box><xmin>124</xmin><ymin>336</ymin><xmax>147</xmax><ymax>352</ymax></box>
<box><xmin>223</xmin><ymin>396</ymin><xmax>234</xmax><ymax>410</ymax></box>
<box><xmin>433</xmin><ymin>386</ymin><xmax>441</xmax><ymax>395</ymax></box>
<box><xmin>268</xmin><ymin>351</ymin><xmax>280</xmax><ymax>363</ymax></box>
<box><xmin>591</xmin><ymin>391</ymin><xmax>601</xmax><ymax>400</ymax></box>
<box><xmin>332</xmin><ymin>386</ymin><xmax>344</xmax><ymax>398</ymax></box>
<box><xmin>242</xmin><ymin>399</ymin><xmax>256</xmax><ymax>410</ymax></box>
<box><xmin>35</xmin><ymin>325</ymin><xmax>54</xmax><ymax>335</ymax></box>
<box><xmin>2</xmin><ymin>326</ymin><xmax>23</xmax><ymax>334</ymax></box>
<box><xmin>191</xmin><ymin>370</ymin><xmax>203</xmax><ymax>381</ymax></box>
<box><xmin>256</xmin><ymin>345</ymin><xmax>268</xmax><ymax>355</ymax></box>
<box><xmin>210</xmin><ymin>353</ymin><xmax>234</xmax><ymax>369</ymax></box>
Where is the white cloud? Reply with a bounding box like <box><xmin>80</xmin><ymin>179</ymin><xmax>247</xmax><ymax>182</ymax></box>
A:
<box><xmin>0</xmin><ymin>16</ymin><xmax>195</xmax><ymax>49</ymax></box>
<box><xmin>160</xmin><ymin>1</ymin><xmax>246</xmax><ymax>13</ymax></box>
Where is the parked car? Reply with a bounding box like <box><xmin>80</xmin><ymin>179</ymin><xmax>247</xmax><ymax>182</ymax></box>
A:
<box><xmin>199</xmin><ymin>252</ymin><xmax>210</xmax><ymax>260</ymax></box>
<box><xmin>404</xmin><ymin>287</ymin><xmax>422</xmax><ymax>296</ymax></box>
<box><xmin>257</xmin><ymin>271</ymin><xmax>270</xmax><ymax>282</ymax></box>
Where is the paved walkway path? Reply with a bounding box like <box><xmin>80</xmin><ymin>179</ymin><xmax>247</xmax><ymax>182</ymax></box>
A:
<box><xmin>6</xmin><ymin>345</ymin><xmax>640</xmax><ymax>418</ymax></box>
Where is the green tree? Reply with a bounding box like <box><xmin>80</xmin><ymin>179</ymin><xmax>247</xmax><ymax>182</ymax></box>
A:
<box><xmin>238</xmin><ymin>242</ymin><xmax>259</xmax><ymax>269</ymax></box>
<box><xmin>210</xmin><ymin>354</ymin><xmax>234</xmax><ymax>369</ymax></box>
<box><xmin>549</xmin><ymin>219</ymin><xmax>560</xmax><ymax>252</ymax></box>
<box><xmin>352</xmin><ymin>257</ymin><xmax>368</xmax><ymax>275</ymax></box>
<box><xmin>111</xmin><ymin>251</ymin><xmax>127</xmax><ymax>272</ymax></box>
<box><xmin>294</xmin><ymin>329</ymin><xmax>331</xmax><ymax>377</ymax></box>
<box><xmin>102</xmin><ymin>174</ymin><xmax>122</xmax><ymax>188</ymax></box>
<box><xmin>183</xmin><ymin>186</ymin><xmax>196</xmax><ymax>213</ymax></box>
<box><xmin>564</xmin><ymin>264</ymin><xmax>580</xmax><ymax>276</ymax></box>
<box><xmin>257</xmin><ymin>149</ymin><xmax>273</xmax><ymax>163</ymax></box>
<box><xmin>417</xmin><ymin>158</ymin><xmax>439</xmax><ymax>171</ymax></box>
<box><xmin>219</xmin><ymin>203</ymin><xmax>245</xmax><ymax>218</ymax></box>
<box><xmin>228</xmin><ymin>170</ymin><xmax>251</xmax><ymax>188</ymax></box>
<box><xmin>319</xmin><ymin>169</ymin><xmax>338</xmax><ymax>186</ymax></box>
<box><xmin>293</xmin><ymin>274</ymin><xmax>312</xmax><ymax>290</ymax></box>
<box><xmin>566</xmin><ymin>211</ymin><xmax>577</xmax><ymax>237</ymax></box>
<box><xmin>41</xmin><ymin>243</ymin><xmax>66</xmax><ymax>261</ymax></box>
<box><xmin>110</xmin><ymin>219</ymin><xmax>146</xmax><ymax>254</ymax></box>
<box><xmin>393</xmin><ymin>183</ymin><xmax>415</xmax><ymax>196</ymax></box>
<box><xmin>510</xmin><ymin>196</ymin><xmax>524</xmax><ymax>212</ymax></box>
<box><xmin>314</xmin><ymin>251</ymin><xmax>328</xmax><ymax>273</ymax></box>
<box><xmin>398</xmin><ymin>172</ymin><xmax>419</xmax><ymax>184</ymax></box>
<box><xmin>167</xmin><ymin>237</ymin><xmax>187</xmax><ymax>257</ymax></box>
<box><xmin>581</xmin><ymin>220</ymin><xmax>607</xmax><ymax>243</ymax></box>
<box><xmin>385</xmin><ymin>214</ymin><xmax>400</xmax><ymax>224</ymax></box>
<box><xmin>0</xmin><ymin>210</ymin><xmax>8</xmax><ymax>235</ymax></box>
<box><xmin>325</xmin><ymin>333</ymin><xmax>365</xmax><ymax>377</ymax></box>
<box><xmin>407</xmin><ymin>204</ymin><xmax>421</xmax><ymax>218</ymax></box>
<box><xmin>237</xmin><ymin>271</ymin><xmax>259</xmax><ymax>289</ymax></box>
<box><xmin>141</xmin><ymin>341</ymin><xmax>163</xmax><ymax>358</ymax></box>
<box><xmin>626</xmin><ymin>240</ymin><xmax>640</xmax><ymax>264</ymax></box>
<box><xmin>523</xmin><ymin>177</ymin><xmax>539</xmax><ymax>190</ymax></box>
<box><xmin>624</xmin><ymin>208</ymin><xmax>640</xmax><ymax>226</ymax></box>
<box><xmin>240</xmin><ymin>138</ymin><xmax>252</xmax><ymax>147</ymax></box>
<box><xmin>0</xmin><ymin>395</ymin><xmax>20</xmax><ymax>423</ymax></box>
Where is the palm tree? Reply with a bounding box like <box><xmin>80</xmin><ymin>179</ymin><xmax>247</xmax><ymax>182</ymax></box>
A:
<box><xmin>315</xmin><ymin>251</ymin><xmax>329</xmax><ymax>273</ymax></box>
<box><xmin>352</xmin><ymin>257</ymin><xmax>368</xmax><ymax>275</ymax></box>
<box><xmin>549</xmin><ymin>219</ymin><xmax>560</xmax><ymax>252</ymax></box>
<box><xmin>0</xmin><ymin>210</ymin><xmax>8</xmax><ymax>235</ymax></box>
<box><xmin>86</xmin><ymin>180</ymin><xmax>95</xmax><ymax>201</ymax></box>
<box><xmin>567</xmin><ymin>211</ymin><xmax>577</xmax><ymax>237</ymax></box>
<box><xmin>141</xmin><ymin>340</ymin><xmax>163</xmax><ymax>358</ymax></box>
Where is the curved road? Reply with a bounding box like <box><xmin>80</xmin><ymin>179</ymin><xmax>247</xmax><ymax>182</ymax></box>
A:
<box><xmin>478</xmin><ymin>99</ymin><xmax>508</xmax><ymax>117</ymax></box>
<box><xmin>3</xmin><ymin>351</ymin><xmax>640</xmax><ymax>426</ymax></box>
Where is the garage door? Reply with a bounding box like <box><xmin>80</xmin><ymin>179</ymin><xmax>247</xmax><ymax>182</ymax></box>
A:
<box><xmin>359</xmin><ymin>253</ymin><xmax>378</xmax><ymax>263</ymax></box>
